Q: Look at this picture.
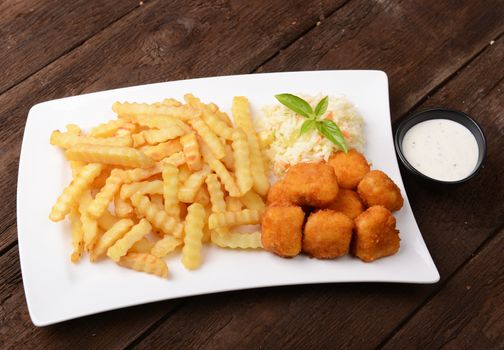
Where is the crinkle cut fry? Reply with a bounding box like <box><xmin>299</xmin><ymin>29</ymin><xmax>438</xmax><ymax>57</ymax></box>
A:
<box><xmin>49</xmin><ymin>163</ymin><xmax>103</xmax><ymax>222</ymax></box>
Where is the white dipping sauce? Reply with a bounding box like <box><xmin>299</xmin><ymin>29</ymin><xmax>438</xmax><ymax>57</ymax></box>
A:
<box><xmin>402</xmin><ymin>119</ymin><xmax>479</xmax><ymax>181</ymax></box>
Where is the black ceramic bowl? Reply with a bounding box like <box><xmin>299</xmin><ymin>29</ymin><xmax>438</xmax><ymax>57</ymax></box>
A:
<box><xmin>394</xmin><ymin>108</ymin><xmax>486</xmax><ymax>185</ymax></box>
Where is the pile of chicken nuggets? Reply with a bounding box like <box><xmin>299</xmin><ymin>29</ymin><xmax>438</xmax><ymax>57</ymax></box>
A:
<box><xmin>261</xmin><ymin>150</ymin><xmax>404</xmax><ymax>262</ymax></box>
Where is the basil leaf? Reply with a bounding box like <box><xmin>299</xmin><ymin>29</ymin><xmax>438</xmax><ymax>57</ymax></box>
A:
<box><xmin>299</xmin><ymin>119</ymin><xmax>316</xmax><ymax>136</ymax></box>
<box><xmin>314</xmin><ymin>96</ymin><xmax>329</xmax><ymax>117</ymax></box>
<box><xmin>275</xmin><ymin>93</ymin><xmax>314</xmax><ymax>118</ymax></box>
<box><xmin>317</xmin><ymin>120</ymin><xmax>348</xmax><ymax>153</ymax></box>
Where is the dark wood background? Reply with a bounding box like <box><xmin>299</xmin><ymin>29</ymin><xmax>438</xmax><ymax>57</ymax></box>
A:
<box><xmin>1</xmin><ymin>0</ymin><xmax>503</xmax><ymax>348</ymax></box>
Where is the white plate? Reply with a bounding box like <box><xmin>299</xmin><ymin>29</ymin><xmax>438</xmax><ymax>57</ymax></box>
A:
<box><xmin>18</xmin><ymin>70</ymin><xmax>439</xmax><ymax>326</ymax></box>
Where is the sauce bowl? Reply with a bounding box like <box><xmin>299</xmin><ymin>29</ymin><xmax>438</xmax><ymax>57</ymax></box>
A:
<box><xmin>394</xmin><ymin>108</ymin><xmax>486</xmax><ymax>185</ymax></box>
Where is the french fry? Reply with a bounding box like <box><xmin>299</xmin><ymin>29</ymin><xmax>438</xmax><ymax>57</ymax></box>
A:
<box><xmin>194</xmin><ymin>185</ymin><xmax>210</xmax><ymax>207</ymax></box>
<box><xmin>91</xmin><ymin>218</ymin><xmax>134</xmax><ymax>261</ymax></box>
<box><xmin>202</xmin><ymin>206</ymin><xmax>212</xmax><ymax>243</ymax></box>
<box><xmin>107</xmin><ymin>218</ymin><xmax>151</xmax><ymax>262</ymax></box>
<box><xmin>225</xmin><ymin>196</ymin><xmax>243</xmax><ymax>212</ymax></box>
<box><xmin>112</xmin><ymin>102</ymin><xmax>200</xmax><ymax>121</ymax></box>
<box><xmin>232</xmin><ymin>129</ymin><xmax>253</xmax><ymax>194</ymax></box>
<box><xmin>150</xmin><ymin>235</ymin><xmax>182</xmax><ymax>258</ymax></box>
<box><xmin>178</xmin><ymin>167</ymin><xmax>210</xmax><ymax>203</ymax></box>
<box><xmin>66</xmin><ymin>124</ymin><xmax>81</xmax><ymax>135</ymax></box>
<box><xmin>69</xmin><ymin>160</ymin><xmax>85</xmax><ymax>178</ymax></box>
<box><xmin>185</xmin><ymin>93</ymin><xmax>234</xmax><ymax>140</ymax></box>
<box><xmin>232</xmin><ymin>96</ymin><xmax>270</xmax><ymax>196</ymax></box>
<box><xmin>240</xmin><ymin>190</ymin><xmax>266</xmax><ymax>212</ymax></box>
<box><xmin>129</xmin><ymin>237</ymin><xmax>155</xmax><ymax>254</ymax></box>
<box><xmin>69</xmin><ymin>207</ymin><xmax>84</xmax><ymax>262</ymax></box>
<box><xmin>50</xmin><ymin>130</ymin><xmax>132</xmax><ymax>149</ymax></box>
<box><xmin>97</xmin><ymin>209</ymin><xmax>119</xmax><ymax>231</ymax></box>
<box><xmin>150</xmin><ymin>194</ymin><xmax>164</xmax><ymax>209</ymax></box>
<box><xmin>182</xmin><ymin>203</ymin><xmax>205</xmax><ymax>270</ymax></box>
<box><xmin>132</xmin><ymin>133</ymin><xmax>146</xmax><ymax>148</ymax></box>
<box><xmin>118</xmin><ymin>253</ymin><xmax>168</xmax><ymax>278</ymax></box>
<box><xmin>200</xmin><ymin>140</ymin><xmax>240</xmax><ymax>197</ymax></box>
<box><xmin>89</xmin><ymin>119</ymin><xmax>125</xmax><ymax>137</ymax></box>
<box><xmin>49</xmin><ymin>163</ymin><xmax>103</xmax><ymax>222</ymax></box>
<box><xmin>87</xmin><ymin>169</ymin><xmax>124</xmax><ymax>219</ymax></box>
<box><xmin>130</xmin><ymin>194</ymin><xmax>183</xmax><ymax>237</ymax></box>
<box><xmin>133</xmin><ymin>115</ymin><xmax>192</xmax><ymax>134</ymax></box>
<box><xmin>115</xmin><ymin>195</ymin><xmax>133</xmax><ymax>218</ymax></box>
<box><xmin>163</xmin><ymin>98</ymin><xmax>182</xmax><ymax>107</ymax></box>
<box><xmin>211</xmin><ymin>228</ymin><xmax>262</xmax><ymax>249</ymax></box>
<box><xmin>205</xmin><ymin>174</ymin><xmax>226</xmax><ymax>213</ymax></box>
<box><xmin>120</xmin><ymin>180</ymin><xmax>164</xmax><ymax>200</ymax></box>
<box><xmin>180</xmin><ymin>133</ymin><xmax>202</xmax><ymax>171</ymax></box>
<box><xmin>162</xmin><ymin>164</ymin><xmax>180</xmax><ymax>219</ymax></box>
<box><xmin>120</xmin><ymin>164</ymin><xmax>163</xmax><ymax>183</ymax></box>
<box><xmin>66</xmin><ymin>144</ymin><xmax>154</xmax><ymax>168</ymax></box>
<box><xmin>208</xmin><ymin>209</ymin><xmax>261</xmax><ymax>229</ymax></box>
<box><xmin>161</xmin><ymin>151</ymin><xmax>186</xmax><ymax>167</ymax></box>
<box><xmin>141</xmin><ymin>140</ymin><xmax>182</xmax><ymax>161</ymax></box>
<box><xmin>78</xmin><ymin>190</ymin><xmax>100</xmax><ymax>252</ymax></box>
<box><xmin>141</xmin><ymin>127</ymin><xmax>185</xmax><ymax>145</ymax></box>
<box><xmin>91</xmin><ymin>167</ymin><xmax>111</xmax><ymax>189</ymax></box>
<box><xmin>221</xmin><ymin>142</ymin><xmax>235</xmax><ymax>171</ymax></box>
<box><xmin>178</xmin><ymin>164</ymin><xmax>191</xmax><ymax>183</ymax></box>
<box><xmin>188</xmin><ymin>118</ymin><xmax>226</xmax><ymax>159</ymax></box>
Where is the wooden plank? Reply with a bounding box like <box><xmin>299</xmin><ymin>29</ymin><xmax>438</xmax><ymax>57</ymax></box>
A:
<box><xmin>0</xmin><ymin>0</ymin><xmax>344</xmax><ymax>254</ymax></box>
<box><xmin>258</xmin><ymin>0</ymin><xmax>504</xmax><ymax>121</ymax></box>
<box><xmin>0</xmin><ymin>0</ymin><xmax>345</xmax><ymax>347</ymax></box>
<box><xmin>382</xmin><ymin>227</ymin><xmax>504</xmax><ymax>349</ymax></box>
<box><xmin>132</xmin><ymin>19</ymin><xmax>504</xmax><ymax>350</ymax></box>
<box><xmin>0</xmin><ymin>245</ymin><xmax>180</xmax><ymax>349</ymax></box>
<box><xmin>0</xmin><ymin>0</ymin><xmax>140</xmax><ymax>94</ymax></box>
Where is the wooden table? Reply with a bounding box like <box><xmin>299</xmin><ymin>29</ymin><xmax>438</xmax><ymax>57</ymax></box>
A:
<box><xmin>1</xmin><ymin>1</ymin><xmax>503</xmax><ymax>348</ymax></box>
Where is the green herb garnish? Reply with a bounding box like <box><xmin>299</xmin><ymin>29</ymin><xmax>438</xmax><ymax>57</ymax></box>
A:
<box><xmin>274</xmin><ymin>93</ymin><xmax>348</xmax><ymax>153</ymax></box>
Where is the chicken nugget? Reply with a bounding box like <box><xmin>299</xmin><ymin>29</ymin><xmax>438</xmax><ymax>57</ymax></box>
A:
<box><xmin>303</xmin><ymin>210</ymin><xmax>353</xmax><ymax>259</ymax></box>
<box><xmin>261</xmin><ymin>204</ymin><xmax>304</xmax><ymax>257</ymax></box>
<box><xmin>328</xmin><ymin>149</ymin><xmax>370</xmax><ymax>189</ymax></box>
<box><xmin>352</xmin><ymin>206</ymin><xmax>400</xmax><ymax>262</ymax></box>
<box><xmin>357</xmin><ymin>170</ymin><xmax>404</xmax><ymax>211</ymax></box>
<box><xmin>325</xmin><ymin>189</ymin><xmax>365</xmax><ymax>219</ymax></box>
<box><xmin>282</xmin><ymin>162</ymin><xmax>339</xmax><ymax>207</ymax></box>
<box><xmin>266</xmin><ymin>180</ymin><xmax>292</xmax><ymax>205</ymax></box>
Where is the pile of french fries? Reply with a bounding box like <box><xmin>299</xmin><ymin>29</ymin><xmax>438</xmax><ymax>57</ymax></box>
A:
<box><xmin>49</xmin><ymin>94</ymin><xmax>270</xmax><ymax>278</ymax></box>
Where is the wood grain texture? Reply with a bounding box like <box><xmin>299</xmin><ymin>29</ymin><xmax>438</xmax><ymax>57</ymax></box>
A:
<box><xmin>382</xmin><ymin>227</ymin><xmax>504</xmax><ymax>349</ymax></box>
<box><xmin>258</xmin><ymin>0</ymin><xmax>504</xmax><ymax>121</ymax></box>
<box><xmin>0</xmin><ymin>0</ymin><xmax>503</xmax><ymax>348</ymax></box>
<box><xmin>132</xmin><ymin>27</ymin><xmax>504</xmax><ymax>350</ymax></box>
<box><xmin>0</xmin><ymin>245</ymin><xmax>180</xmax><ymax>350</ymax></box>
<box><xmin>0</xmin><ymin>0</ymin><xmax>344</xmax><ymax>254</ymax></box>
<box><xmin>0</xmin><ymin>0</ymin><xmax>140</xmax><ymax>94</ymax></box>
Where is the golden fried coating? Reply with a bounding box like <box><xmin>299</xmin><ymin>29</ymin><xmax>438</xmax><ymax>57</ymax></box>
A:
<box><xmin>352</xmin><ymin>206</ymin><xmax>400</xmax><ymax>262</ymax></box>
<box><xmin>357</xmin><ymin>170</ymin><xmax>404</xmax><ymax>211</ymax></box>
<box><xmin>282</xmin><ymin>162</ymin><xmax>339</xmax><ymax>207</ymax></box>
<box><xmin>261</xmin><ymin>205</ymin><xmax>304</xmax><ymax>257</ymax></box>
<box><xmin>325</xmin><ymin>189</ymin><xmax>365</xmax><ymax>219</ymax></box>
<box><xmin>303</xmin><ymin>210</ymin><xmax>353</xmax><ymax>259</ymax></box>
<box><xmin>266</xmin><ymin>180</ymin><xmax>292</xmax><ymax>205</ymax></box>
<box><xmin>328</xmin><ymin>149</ymin><xmax>370</xmax><ymax>189</ymax></box>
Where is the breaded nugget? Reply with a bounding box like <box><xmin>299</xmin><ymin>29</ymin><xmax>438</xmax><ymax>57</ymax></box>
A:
<box><xmin>352</xmin><ymin>206</ymin><xmax>400</xmax><ymax>262</ymax></box>
<box><xmin>282</xmin><ymin>162</ymin><xmax>339</xmax><ymax>207</ymax></box>
<box><xmin>326</xmin><ymin>189</ymin><xmax>365</xmax><ymax>219</ymax></box>
<box><xmin>328</xmin><ymin>149</ymin><xmax>370</xmax><ymax>189</ymax></box>
<box><xmin>261</xmin><ymin>205</ymin><xmax>304</xmax><ymax>257</ymax></box>
<box><xmin>266</xmin><ymin>180</ymin><xmax>292</xmax><ymax>205</ymax></box>
<box><xmin>357</xmin><ymin>170</ymin><xmax>404</xmax><ymax>211</ymax></box>
<box><xmin>303</xmin><ymin>210</ymin><xmax>353</xmax><ymax>259</ymax></box>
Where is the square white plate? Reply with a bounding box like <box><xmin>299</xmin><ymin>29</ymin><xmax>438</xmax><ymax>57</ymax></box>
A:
<box><xmin>18</xmin><ymin>70</ymin><xmax>439</xmax><ymax>326</ymax></box>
